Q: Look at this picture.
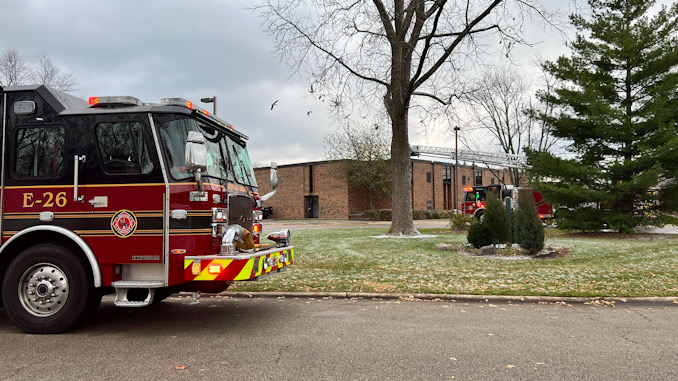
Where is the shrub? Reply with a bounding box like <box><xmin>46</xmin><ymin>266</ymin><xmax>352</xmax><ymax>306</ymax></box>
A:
<box><xmin>364</xmin><ymin>209</ymin><xmax>455</xmax><ymax>221</ymax></box>
<box><xmin>364</xmin><ymin>209</ymin><xmax>391</xmax><ymax>221</ymax></box>
<box><xmin>513</xmin><ymin>190</ymin><xmax>545</xmax><ymax>255</ymax></box>
<box><xmin>482</xmin><ymin>193</ymin><xmax>511</xmax><ymax>245</ymax></box>
<box><xmin>450</xmin><ymin>212</ymin><xmax>474</xmax><ymax>231</ymax></box>
<box><xmin>467</xmin><ymin>222</ymin><xmax>493</xmax><ymax>248</ymax></box>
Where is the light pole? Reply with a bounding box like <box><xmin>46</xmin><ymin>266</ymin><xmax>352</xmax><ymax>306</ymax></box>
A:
<box><xmin>453</xmin><ymin>126</ymin><xmax>460</xmax><ymax>211</ymax></box>
<box><xmin>200</xmin><ymin>96</ymin><xmax>217</xmax><ymax>116</ymax></box>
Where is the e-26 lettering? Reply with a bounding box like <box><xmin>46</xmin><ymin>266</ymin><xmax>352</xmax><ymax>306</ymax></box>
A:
<box><xmin>22</xmin><ymin>192</ymin><xmax>67</xmax><ymax>208</ymax></box>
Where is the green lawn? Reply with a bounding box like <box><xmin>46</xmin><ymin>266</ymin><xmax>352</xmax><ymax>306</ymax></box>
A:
<box><xmin>230</xmin><ymin>228</ymin><xmax>678</xmax><ymax>297</ymax></box>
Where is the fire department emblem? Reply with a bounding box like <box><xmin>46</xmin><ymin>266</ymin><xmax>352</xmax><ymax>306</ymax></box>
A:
<box><xmin>111</xmin><ymin>210</ymin><xmax>137</xmax><ymax>238</ymax></box>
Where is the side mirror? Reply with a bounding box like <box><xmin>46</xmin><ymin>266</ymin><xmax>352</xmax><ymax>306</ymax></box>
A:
<box><xmin>270</xmin><ymin>162</ymin><xmax>279</xmax><ymax>190</ymax></box>
<box><xmin>185</xmin><ymin>131</ymin><xmax>207</xmax><ymax>173</ymax></box>
<box><xmin>261</xmin><ymin>162</ymin><xmax>279</xmax><ymax>202</ymax></box>
<box><xmin>185</xmin><ymin>131</ymin><xmax>207</xmax><ymax>192</ymax></box>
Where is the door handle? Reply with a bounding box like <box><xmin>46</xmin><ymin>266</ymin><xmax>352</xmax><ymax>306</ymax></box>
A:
<box><xmin>73</xmin><ymin>155</ymin><xmax>86</xmax><ymax>202</ymax></box>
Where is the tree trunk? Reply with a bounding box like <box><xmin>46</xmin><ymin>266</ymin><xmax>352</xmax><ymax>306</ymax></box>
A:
<box><xmin>385</xmin><ymin>2</ymin><xmax>418</xmax><ymax>236</ymax></box>
<box><xmin>366</xmin><ymin>186</ymin><xmax>374</xmax><ymax>210</ymax></box>
<box><xmin>388</xmin><ymin>103</ymin><xmax>418</xmax><ymax>236</ymax></box>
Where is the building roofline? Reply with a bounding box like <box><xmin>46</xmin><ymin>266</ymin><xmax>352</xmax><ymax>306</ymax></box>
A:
<box><xmin>254</xmin><ymin>158</ymin><xmax>513</xmax><ymax>171</ymax></box>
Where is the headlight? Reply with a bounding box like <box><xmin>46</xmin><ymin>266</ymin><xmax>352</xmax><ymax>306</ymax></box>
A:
<box><xmin>212</xmin><ymin>208</ymin><xmax>228</xmax><ymax>223</ymax></box>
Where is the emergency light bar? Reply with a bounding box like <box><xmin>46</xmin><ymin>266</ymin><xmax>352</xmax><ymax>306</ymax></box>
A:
<box><xmin>89</xmin><ymin>96</ymin><xmax>144</xmax><ymax>107</ymax></box>
<box><xmin>160</xmin><ymin>97</ymin><xmax>249</xmax><ymax>141</ymax></box>
<box><xmin>161</xmin><ymin>98</ymin><xmax>193</xmax><ymax>109</ymax></box>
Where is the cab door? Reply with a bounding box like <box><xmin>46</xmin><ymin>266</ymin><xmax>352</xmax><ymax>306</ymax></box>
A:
<box><xmin>74</xmin><ymin>115</ymin><xmax>166</xmax><ymax>272</ymax></box>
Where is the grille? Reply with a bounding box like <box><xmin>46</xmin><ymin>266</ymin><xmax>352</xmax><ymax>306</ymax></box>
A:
<box><xmin>228</xmin><ymin>194</ymin><xmax>254</xmax><ymax>232</ymax></box>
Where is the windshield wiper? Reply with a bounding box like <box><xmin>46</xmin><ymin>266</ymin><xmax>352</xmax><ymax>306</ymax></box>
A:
<box><xmin>238</xmin><ymin>160</ymin><xmax>254</xmax><ymax>186</ymax></box>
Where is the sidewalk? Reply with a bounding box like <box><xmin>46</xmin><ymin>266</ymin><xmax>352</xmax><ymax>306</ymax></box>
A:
<box><xmin>264</xmin><ymin>218</ymin><xmax>451</xmax><ymax>231</ymax></box>
<box><xmin>264</xmin><ymin>218</ymin><xmax>678</xmax><ymax>234</ymax></box>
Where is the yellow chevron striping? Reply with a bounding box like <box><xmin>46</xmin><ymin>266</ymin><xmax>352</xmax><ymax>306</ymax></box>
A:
<box><xmin>234</xmin><ymin>258</ymin><xmax>255</xmax><ymax>281</ymax></box>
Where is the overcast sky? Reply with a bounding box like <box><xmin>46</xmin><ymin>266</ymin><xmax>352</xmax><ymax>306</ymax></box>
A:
<box><xmin>0</xmin><ymin>0</ymin><xmax>587</xmax><ymax>166</ymax></box>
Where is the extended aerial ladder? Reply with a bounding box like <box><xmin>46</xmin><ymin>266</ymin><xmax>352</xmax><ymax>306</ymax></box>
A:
<box><xmin>410</xmin><ymin>145</ymin><xmax>528</xmax><ymax>169</ymax></box>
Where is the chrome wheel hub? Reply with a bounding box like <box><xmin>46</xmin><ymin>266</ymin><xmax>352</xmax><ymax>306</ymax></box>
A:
<box><xmin>18</xmin><ymin>263</ymin><xmax>69</xmax><ymax>317</ymax></box>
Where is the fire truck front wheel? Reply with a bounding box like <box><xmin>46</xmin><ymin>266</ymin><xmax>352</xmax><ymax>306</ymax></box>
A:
<box><xmin>1</xmin><ymin>243</ymin><xmax>97</xmax><ymax>334</ymax></box>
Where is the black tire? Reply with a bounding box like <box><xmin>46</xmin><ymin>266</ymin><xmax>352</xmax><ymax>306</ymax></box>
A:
<box><xmin>1</xmin><ymin>243</ymin><xmax>96</xmax><ymax>334</ymax></box>
<box><xmin>475</xmin><ymin>210</ymin><xmax>485</xmax><ymax>222</ymax></box>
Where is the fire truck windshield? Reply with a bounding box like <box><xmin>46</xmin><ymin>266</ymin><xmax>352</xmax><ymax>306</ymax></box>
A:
<box><xmin>160</xmin><ymin>118</ymin><xmax>257</xmax><ymax>188</ymax></box>
<box><xmin>464</xmin><ymin>190</ymin><xmax>485</xmax><ymax>202</ymax></box>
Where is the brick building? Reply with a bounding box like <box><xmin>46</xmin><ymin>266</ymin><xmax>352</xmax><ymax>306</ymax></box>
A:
<box><xmin>254</xmin><ymin>159</ymin><xmax>513</xmax><ymax>219</ymax></box>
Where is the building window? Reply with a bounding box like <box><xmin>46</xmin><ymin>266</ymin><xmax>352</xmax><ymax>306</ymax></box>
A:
<box><xmin>491</xmin><ymin>177</ymin><xmax>495</xmax><ymax>185</ymax></box>
<box><xmin>475</xmin><ymin>168</ymin><xmax>483</xmax><ymax>186</ymax></box>
<box><xmin>426</xmin><ymin>172</ymin><xmax>431</xmax><ymax>183</ymax></box>
<box><xmin>443</xmin><ymin>166</ymin><xmax>451</xmax><ymax>181</ymax></box>
<box><xmin>309</xmin><ymin>165</ymin><xmax>314</xmax><ymax>193</ymax></box>
<box><xmin>462</xmin><ymin>174</ymin><xmax>466</xmax><ymax>185</ymax></box>
<box><xmin>427</xmin><ymin>201</ymin><xmax>432</xmax><ymax>210</ymax></box>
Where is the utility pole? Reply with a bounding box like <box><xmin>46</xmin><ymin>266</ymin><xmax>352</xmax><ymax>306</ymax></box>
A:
<box><xmin>453</xmin><ymin>126</ymin><xmax>460</xmax><ymax>211</ymax></box>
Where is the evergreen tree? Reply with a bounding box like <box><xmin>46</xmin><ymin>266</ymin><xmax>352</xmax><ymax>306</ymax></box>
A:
<box><xmin>513</xmin><ymin>190</ymin><xmax>545</xmax><ymax>255</ymax></box>
<box><xmin>482</xmin><ymin>193</ymin><xmax>511</xmax><ymax>245</ymax></box>
<box><xmin>526</xmin><ymin>0</ymin><xmax>678</xmax><ymax>233</ymax></box>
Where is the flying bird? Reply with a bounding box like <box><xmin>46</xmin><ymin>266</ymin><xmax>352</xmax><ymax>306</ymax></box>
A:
<box><xmin>271</xmin><ymin>100</ymin><xmax>278</xmax><ymax>110</ymax></box>
<box><xmin>307</xmin><ymin>111</ymin><xmax>313</xmax><ymax>116</ymax></box>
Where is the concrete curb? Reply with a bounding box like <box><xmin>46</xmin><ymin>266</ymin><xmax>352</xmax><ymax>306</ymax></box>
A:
<box><xmin>213</xmin><ymin>291</ymin><xmax>678</xmax><ymax>306</ymax></box>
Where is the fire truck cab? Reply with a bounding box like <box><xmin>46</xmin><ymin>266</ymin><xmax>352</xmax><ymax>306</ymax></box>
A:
<box><xmin>461</xmin><ymin>184</ymin><xmax>553</xmax><ymax>221</ymax></box>
<box><xmin>461</xmin><ymin>185</ymin><xmax>509</xmax><ymax>220</ymax></box>
<box><xmin>0</xmin><ymin>85</ymin><xmax>294</xmax><ymax>333</ymax></box>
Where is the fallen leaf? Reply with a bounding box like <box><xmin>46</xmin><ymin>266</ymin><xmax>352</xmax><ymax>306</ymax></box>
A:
<box><xmin>175</xmin><ymin>366</ymin><xmax>187</xmax><ymax>370</ymax></box>
<box><xmin>536</xmin><ymin>362</ymin><xmax>545</xmax><ymax>365</ymax></box>
<box><xmin>506</xmin><ymin>365</ymin><xmax>515</xmax><ymax>369</ymax></box>
<box><xmin>450</xmin><ymin>357</ymin><xmax>458</xmax><ymax>361</ymax></box>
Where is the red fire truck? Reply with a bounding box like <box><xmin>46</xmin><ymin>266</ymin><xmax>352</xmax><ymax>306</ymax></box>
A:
<box><xmin>461</xmin><ymin>185</ymin><xmax>553</xmax><ymax>220</ymax></box>
<box><xmin>0</xmin><ymin>85</ymin><xmax>294</xmax><ymax>333</ymax></box>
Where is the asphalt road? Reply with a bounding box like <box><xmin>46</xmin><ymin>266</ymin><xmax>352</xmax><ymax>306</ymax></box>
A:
<box><xmin>1</xmin><ymin>296</ymin><xmax>676</xmax><ymax>380</ymax></box>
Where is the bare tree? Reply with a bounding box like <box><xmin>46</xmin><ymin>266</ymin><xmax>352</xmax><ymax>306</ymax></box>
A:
<box><xmin>0</xmin><ymin>48</ymin><xmax>77</xmax><ymax>92</ymax></box>
<box><xmin>465</xmin><ymin>66</ymin><xmax>532</xmax><ymax>185</ymax></box>
<box><xmin>0</xmin><ymin>48</ymin><xmax>30</xmax><ymax>86</ymax></box>
<box><xmin>255</xmin><ymin>0</ymin><xmax>563</xmax><ymax>235</ymax></box>
<box><xmin>31</xmin><ymin>54</ymin><xmax>78</xmax><ymax>92</ymax></box>
<box><xmin>324</xmin><ymin>123</ymin><xmax>392</xmax><ymax>210</ymax></box>
<box><xmin>524</xmin><ymin>61</ymin><xmax>562</xmax><ymax>154</ymax></box>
